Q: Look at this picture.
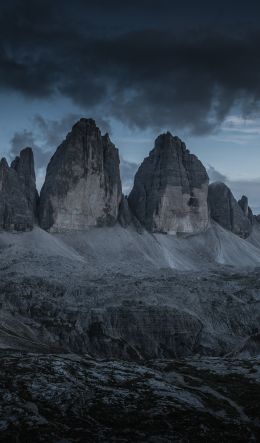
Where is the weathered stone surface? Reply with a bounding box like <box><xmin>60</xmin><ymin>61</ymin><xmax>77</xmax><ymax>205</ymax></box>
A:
<box><xmin>255</xmin><ymin>214</ymin><xmax>260</xmax><ymax>224</ymax></box>
<box><xmin>208</xmin><ymin>182</ymin><xmax>252</xmax><ymax>238</ymax></box>
<box><xmin>118</xmin><ymin>195</ymin><xmax>143</xmax><ymax>232</ymax></box>
<box><xmin>39</xmin><ymin>118</ymin><xmax>122</xmax><ymax>231</ymax></box>
<box><xmin>128</xmin><ymin>132</ymin><xmax>209</xmax><ymax>234</ymax></box>
<box><xmin>1</xmin><ymin>353</ymin><xmax>259</xmax><ymax>443</ymax></box>
<box><xmin>238</xmin><ymin>195</ymin><xmax>254</xmax><ymax>224</ymax></box>
<box><xmin>11</xmin><ymin>147</ymin><xmax>39</xmax><ymax>220</ymax></box>
<box><xmin>0</xmin><ymin>157</ymin><xmax>34</xmax><ymax>231</ymax></box>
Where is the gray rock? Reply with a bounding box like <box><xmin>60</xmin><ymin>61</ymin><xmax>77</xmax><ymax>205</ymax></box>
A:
<box><xmin>208</xmin><ymin>182</ymin><xmax>252</xmax><ymax>238</ymax></box>
<box><xmin>39</xmin><ymin>119</ymin><xmax>122</xmax><ymax>231</ymax></box>
<box><xmin>0</xmin><ymin>157</ymin><xmax>34</xmax><ymax>231</ymax></box>
<box><xmin>128</xmin><ymin>132</ymin><xmax>209</xmax><ymax>234</ymax></box>
<box><xmin>11</xmin><ymin>147</ymin><xmax>39</xmax><ymax>220</ymax></box>
<box><xmin>238</xmin><ymin>195</ymin><xmax>254</xmax><ymax>224</ymax></box>
<box><xmin>118</xmin><ymin>196</ymin><xmax>143</xmax><ymax>232</ymax></box>
<box><xmin>1</xmin><ymin>353</ymin><xmax>259</xmax><ymax>442</ymax></box>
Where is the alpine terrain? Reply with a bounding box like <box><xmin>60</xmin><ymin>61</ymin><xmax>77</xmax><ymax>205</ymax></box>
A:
<box><xmin>0</xmin><ymin>119</ymin><xmax>260</xmax><ymax>442</ymax></box>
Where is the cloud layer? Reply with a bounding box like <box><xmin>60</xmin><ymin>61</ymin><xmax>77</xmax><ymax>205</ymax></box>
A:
<box><xmin>1</xmin><ymin>1</ymin><xmax>260</xmax><ymax>133</ymax></box>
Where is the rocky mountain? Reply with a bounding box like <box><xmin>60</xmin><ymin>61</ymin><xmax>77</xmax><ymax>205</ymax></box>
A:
<box><xmin>0</xmin><ymin>120</ymin><xmax>258</xmax><ymax>240</ymax></box>
<box><xmin>11</xmin><ymin>147</ymin><xmax>39</xmax><ymax>219</ymax></box>
<box><xmin>0</xmin><ymin>148</ymin><xmax>37</xmax><ymax>231</ymax></box>
<box><xmin>238</xmin><ymin>194</ymin><xmax>254</xmax><ymax>224</ymax></box>
<box><xmin>128</xmin><ymin>132</ymin><xmax>209</xmax><ymax>234</ymax></box>
<box><xmin>39</xmin><ymin>118</ymin><xmax>122</xmax><ymax>231</ymax></box>
<box><xmin>1</xmin><ymin>121</ymin><xmax>260</xmax><ymax>441</ymax></box>
<box><xmin>208</xmin><ymin>182</ymin><xmax>252</xmax><ymax>238</ymax></box>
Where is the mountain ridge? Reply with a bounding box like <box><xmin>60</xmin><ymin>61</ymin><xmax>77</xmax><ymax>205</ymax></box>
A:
<box><xmin>1</xmin><ymin>117</ymin><xmax>258</xmax><ymax>238</ymax></box>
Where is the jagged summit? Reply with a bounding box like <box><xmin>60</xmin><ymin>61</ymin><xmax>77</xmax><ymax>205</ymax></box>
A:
<box><xmin>238</xmin><ymin>194</ymin><xmax>254</xmax><ymax>224</ymax></box>
<box><xmin>0</xmin><ymin>118</ymin><xmax>258</xmax><ymax>240</ymax></box>
<box><xmin>128</xmin><ymin>131</ymin><xmax>209</xmax><ymax>234</ymax></box>
<box><xmin>69</xmin><ymin>118</ymin><xmax>100</xmax><ymax>135</ymax></box>
<box><xmin>11</xmin><ymin>147</ymin><xmax>38</xmax><ymax>218</ymax></box>
<box><xmin>0</xmin><ymin>157</ymin><xmax>9</xmax><ymax>168</ymax></box>
<box><xmin>0</xmin><ymin>148</ymin><xmax>38</xmax><ymax>231</ymax></box>
<box><xmin>208</xmin><ymin>182</ymin><xmax>252</xmax><ymax>238</ymax></box>
<box><xmin>39</xmin><ymin>118</ymin><xmax>122</xmax><ymax>231</ymax></box>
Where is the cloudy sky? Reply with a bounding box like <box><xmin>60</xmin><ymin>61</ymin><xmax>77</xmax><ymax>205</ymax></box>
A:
<box><xmin>1</xmin><ymin>1</ymin><xmax>260</xmax><ymax>211</ymax></box>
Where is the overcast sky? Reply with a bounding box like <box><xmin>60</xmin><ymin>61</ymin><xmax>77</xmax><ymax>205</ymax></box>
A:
<box><xmin>0</xmin><ymin>1</ymin><xmax>260</xmax><ymax>211</ymax></box>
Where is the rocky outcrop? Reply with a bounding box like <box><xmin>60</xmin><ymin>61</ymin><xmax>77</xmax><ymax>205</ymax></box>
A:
<box><xmin>238</xmin><ymin>195</ymin><xmax>254</xmax><ymax>224</ymax></box>
<box><xmin>39</xmin><ymin>119</ymin><xmax>122</xmax><ymax>231</ymax></box>
<box><xmin>1</xmin><ymin>354</ymin><xmax>259</xmax><ymax>443</ymax></box>
<box><xmin>118</xmin><ymin>196</ymin><xmax>143</xmax><ymax>232</ymax></box>
<box><xmin>128</xmin><ymin>132</ymin><xmax>209</xmax><ymax>234</ymax></box>
<box><xmin>11</xmin><ymin>147</ymin><xmax>39</xmax><ymax>219</ymax></box>
<box><xmin>0</xmin><ymin>153</ymin><xmax>36</xmax><ymax>231</ymax></box>
<box><xmin>208</xmin><ymin>182</ymin><xmax>252</xmax><ymax>238</ymax></box>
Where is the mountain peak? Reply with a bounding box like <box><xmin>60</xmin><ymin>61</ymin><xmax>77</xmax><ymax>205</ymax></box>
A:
<box><xmin>128</xmin><ymin>133</ymin><xmax>209</xmax><ymax>234</ymax></box>
<box><xmin>208</xmin><ymin>182</ymin><xmax>252</xmax><ymax>238</ymax></box>
<box><xmin>39</xmin><ymin>120</ymin><xmax>122</xmax><ymax>231</ymax></box>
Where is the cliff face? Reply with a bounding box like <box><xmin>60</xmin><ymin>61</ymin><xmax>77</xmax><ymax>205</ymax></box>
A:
<box><xmin>208</xmin><ymin>182</ymin><xmax>252</xmax><ymax>238</ymax></box>
<box><xmin>1</xmin><ymin>118</ymin><xmax>258</xmax><ymax>240</ymax></box>
<box><xmin>11</xmin><ymin>147</ymin><xmax>39</xmax><ymax>219</ymax></box>
<box><xmin>39</xmin><ymin>119</ymin><xmax>122</xmax><ymax>231</ymax></box>
<box><xmin>128</xmin><ymin>132</ymin><xmax>209</xmax><ymax>234</ymax></box>
<box><xmin>238</xmin><ymin>195</ymin><xmax>254</xmax><ymax>225</ymax></box>
<box><xmin>0</xmin><ymin>148</ymin><xmax>37</xmax><ymax>231</ymax></box>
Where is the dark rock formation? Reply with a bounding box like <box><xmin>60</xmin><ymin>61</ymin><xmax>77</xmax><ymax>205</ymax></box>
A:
<box><xmin>118</xmin><ymin>196</ymin><xmax>133</xmax><ymax>228</ymax></box>
<box><xmin>238</xmin><ymin>195</ymin><xmax>254</xmax><ymax>224</ymax></box>
<box><xmin>208</xmin><ymin>182</ymin><xmax>252</xmax><ymax>238</ymax></box>
<box><xmin>0</xmin><ymin>154</ymin><xmax>35</xmax><ymax>231</ymax></box>
<box><xmin>11</xmin><ymin>147</ymin><xmax>39</xmax><ymax>219</ymax></box>
<box><xmin>39</xmin><ymin>119</ymin><xmax>122</xmax><ymax>231</ymax></box>
<box><xmin>1</xmin><ymin>353</ymin><xmax>259</xmax><ymax>443</ymax></box>
<box><xmin>128</xmin><ymin>132</ymin><xmax>209</xmax><ymax>234</ymax></box>
<box><xmin>118</xmin><ymin>196</ymin><xmax>143</xmax><ymax>232</ymax></box>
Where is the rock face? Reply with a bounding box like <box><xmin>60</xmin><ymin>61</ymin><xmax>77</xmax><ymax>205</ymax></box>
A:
<box><xmin>208</xmin><ymin>182</ymin><xmax>252</xmax><ymax>238</ymax></box>
<box><xmin>118</xmin><ymin>196</ymin><xmax>143</xmax><ymax>232</ymax></box>
<box><xmin>128</xmin><ymin>132</ymin><xmax>209</xmax><ymax>234</ymax></box>
<box><xmin>11</xmin><ymin>147</ymin><xmax>38</xmax><ymax>219</ymax></box>
<box><xmin>238</xmin><ymin>195</ymin><xmax>254</xmax><ymax>224</ymax></box>
<box><xmin>39</xmin><ymin>119</ymin><xmax>122</xmax><ymax>231</ymax></box>
<box><xmin>0</xmin><ymin>148</ymin><xmax>37</xmax><ymax>231</ymax></box>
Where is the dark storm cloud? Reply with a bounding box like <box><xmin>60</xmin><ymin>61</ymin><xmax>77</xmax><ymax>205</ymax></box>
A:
<box><xmin>1</xmin><ymin>0</ymin><xmax>260</xmax><ymax>133</ymax></box>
